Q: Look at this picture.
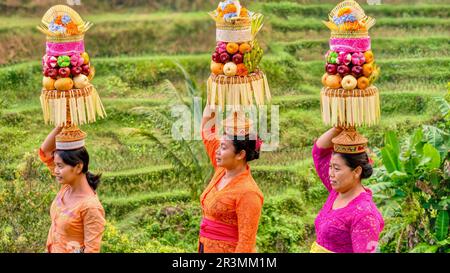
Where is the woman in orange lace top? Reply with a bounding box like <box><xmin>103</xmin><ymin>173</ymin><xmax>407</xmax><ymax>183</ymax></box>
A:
<box><xmin>39</xmin><ymin>127</ymin><xmax>106</xmax><ymax>253</ymax></box>
<box><xmin>198</xmin><ymin>107</ymin><xmax>264</xmax><ymax>253</ymax></box>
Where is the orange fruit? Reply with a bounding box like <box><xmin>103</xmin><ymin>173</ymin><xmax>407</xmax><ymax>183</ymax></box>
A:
<box><xmin>321</xmin><ymin>73</ymin><xmax>328</xmax><ymax>87</ymax></box>
<box><xmin>363</xmin><ymin>62</ymin><xmax>374</xmax><ymax>77</ymax></box>
<box><xmin>54</xmin><ymin>78</ymin><xmax>74</xmax><ymax>91</ymax></box>
<box><xmin>42</xmin><ymin>76</ymin><xmax>55</xmax><ymax>90</ymax></box>
<box><xmin>325</xmin><ymin>74</ymin><xmax>342</xmax><ymax>89</ymax></box>
<box><xmin>357</xmin><ymin>76</ymin><xmax>370</xmax><ymax>89</ymax></box>
<box><xmin>236</xmin><ymin>63</ymin><xmax>248</xmax><ymax>76</ymax></box>
<box><xmin>226</xmin><ymin>43</ymin><xmax>239</xmax><ymax>54</ymax></box>
<box><xmin>364</xmin><ymin>51</ymin><xmax>374</xmax><ymax>64</ymax></box>
<box><xmin>239</xmin><ymin>43</ymin><xmax>252</xmax><ymax>54</ymax></box>
<box><xmin>210</xmin><ymin>61</ymin><xmax>224</xmax><ymax>75</ymax></box>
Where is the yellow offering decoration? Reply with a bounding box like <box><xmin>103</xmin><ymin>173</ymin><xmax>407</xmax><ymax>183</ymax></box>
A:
<box><xmin>321</xmin><ymin>1</ymin><xmax>380</xmax><ymax>128</ymax></box>
<box><xmin>207</xmin><ymin>70</ymin><xmax>271</xmax><ymax>109</ymax></box>
<box><xmin>40</xmin><ymin>84</ymin><xmax>106</xmax><ymax>127</ymax></box>
<box><xmin>37</xmin><ymin>5</ymin><xmax>106</xmax><ymax>150</ymax></box>
<box><xmin>320</xmin><ymin>1</ymin><xmax>381</xmax><ymax>154</ymax></box>
<box><xmin>320</xmin><ymin>86</ymin><xmax>380</xmax><ymax>127</ymax></box>
<box><xmin>207</xmin><ymin>1</ymin><xmax>271</xmax><ymax>108</ymax></box>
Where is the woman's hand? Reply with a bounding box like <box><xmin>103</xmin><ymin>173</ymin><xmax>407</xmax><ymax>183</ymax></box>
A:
<box><xmin>201</xmin><ymin>105</ymin><xmax>217</xmax><ymax>129</ymax></box>
<box><xmin>40</xmin><ymin>126</ymin><xmax>63</xmax><ymax>158</ymax></box>
<box><xmin>316</xmin><ymin>127</ymin><xmax>343</xmax><ymax>149</ymax></box>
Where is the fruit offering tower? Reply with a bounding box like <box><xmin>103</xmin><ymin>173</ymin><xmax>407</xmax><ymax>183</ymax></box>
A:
<box><xmin>320</xmin><ymin>0</ymin><xmax>381</xmax><ymax>154</ymax></box>
<box><xmin>207</xmin><ymin>0</ymin><xmax>271</xmax><ymax>109</ymax></box>
<box><xmin>321</xmin><ymin>0</ymin><xmax>380</xmax><ymax>129</ymax></box>
<box><xmin>38</xmin><ymin>5</ymin><xmax>106</xmax><ymax>149</ymax></box>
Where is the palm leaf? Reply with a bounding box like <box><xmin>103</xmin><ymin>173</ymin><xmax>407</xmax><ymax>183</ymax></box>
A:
<box><xmin>138</xmin><ymin>129</ymin><xmax>188</xmax><ymax>172</ymax></box>
<box><xmin>435</xmin><ymin>210</ymin><xmax>449</xmax><ymax>241</ymax></box>
<box><xmin>409</xmin><ymin>243</ymin><xmax>439</xmax><ymax>253</ymax></box>
<box><xmin>381</xmin><ymin>146</ymin><xmax>400</xmax><ymax>173</ymax></box>
<box><xmin>174</xmin><ymin>62</ymin><xmax>198</xmax><ymax>99</ymax></box>
<box><xmin>433</xmin><ymin>96</ymin><xmax>450</xmax><ymax>118</ymax></box>
<box><xmin>423</xmin><ymin>125</ymin><xmax>447</xmax><ymax>148</ymax></box>
<box><xmin>422</xmin><ymin>143</ymin><xmax>441</xmax><ymax>169</ymax></box>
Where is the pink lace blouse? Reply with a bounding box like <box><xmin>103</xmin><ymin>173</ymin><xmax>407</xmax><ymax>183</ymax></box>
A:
<box><xmin>312</xmin><ymin>142</ymin><xmax>384</xmax><ymax>253</ymax></box>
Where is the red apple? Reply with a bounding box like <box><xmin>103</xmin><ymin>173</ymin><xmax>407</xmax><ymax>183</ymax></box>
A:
<box><xmin>81</xmin><ymin>64</ymin><xmax>90</xmax><ymax>76</ymax></box>
<box><xmin>219</xmin><ymin>52</ymin><xmax>230</xmax><ymax>63</ymax></box>
<box><xmin>326</xmin><ymin>63</ymin><xmax>338</xmax><ymax>75</ymax></box>
<box><xmin>58</xmin><ymin>67</ymin><xmax>71</xmax><ymax>78</ymax></box>
<box><xmin>232</xmin><ymin>53</ymin><xmax>243</xmax><ymax>64</ymax></box>
<box><xmin>47</xmin><ymin>68</ymin><xmax>58</xmax><ymax>79</ymax></box>
<box><xmin>337</xmin><ymin>65</ymin><xmax>350</xmax><ymax>77</ymax></box>
<box><xmin>351</xmin><ymin>65</ymin><xmax>363</xmax><ymax>77</ymax></box>
<box><xmin>43</xmin><ymin>67</ymin><xmax>50</xmax><ymax>77</ymax></box>
<box><xmin>212</xmin><ymin>52</ymin><xmax>221</xmax><ymax>63</ymax></box>
<box><xmin>71</xmin><ymin>66</ymin><xmax>82</xmax><ymax>76</ymax></box>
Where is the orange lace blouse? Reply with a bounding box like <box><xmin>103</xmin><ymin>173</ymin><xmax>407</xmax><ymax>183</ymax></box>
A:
<box><xmin>199</xmin><ymin>126</ymin><xmax>264</xmax><ymax>253</ymax></box>
<box><xmin>39</xmin><ymin>148</ymin><xmax>106</xmax><ymax>253</ymax></box>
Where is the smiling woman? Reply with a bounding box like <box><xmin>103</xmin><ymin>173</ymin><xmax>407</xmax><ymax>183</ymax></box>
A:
<box><xmin>38</xmin><ymin>127</ymin><xmax>105</xmax><ymax>253</ymax></box>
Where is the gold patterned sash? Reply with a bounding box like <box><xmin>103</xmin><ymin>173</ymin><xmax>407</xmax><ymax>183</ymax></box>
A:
<box><xmin>310</xmin><ymin>241</ymin><xmax>334</xmax><ymax>253</ymax></box>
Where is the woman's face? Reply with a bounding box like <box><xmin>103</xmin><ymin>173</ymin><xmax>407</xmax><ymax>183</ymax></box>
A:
<box><xmin>53</xmin><ymin>153</ymin><xmax>82</xmax><ymax>185</ymax></box>
<box><xmin>215</xmin><ymin>137</ymin><xmax>245</xmax><ymax>169</ymax></box>
<box><xmin>329</xmin><ymin>153</ymin><xmax>361</xmax><ymax>193</ymax></box>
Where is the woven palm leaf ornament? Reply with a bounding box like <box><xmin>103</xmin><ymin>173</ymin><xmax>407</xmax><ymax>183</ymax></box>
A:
<box><xmin>38</xmin><ymin>5</ymin><xmax>106</xmax><ymax>149</ymax></box>
<box><xmin>207</xmin><ymin>0</ymin><xmax>271</xmax><ymax>109</ymax></box>
<box><xmin>320</xmin><ymin>0</ymin><xmax>381</xmax><ymax>154</ymax></box>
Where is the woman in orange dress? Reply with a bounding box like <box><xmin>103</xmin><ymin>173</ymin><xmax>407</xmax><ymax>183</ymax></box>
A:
<box><xmin>39</xmin><ymin>127</ymin><xmax>106</xmax><ymax>253</ymax></box>
<box><xmin>198</xmin><ymin>107</ymin><xmax>264</xmax><ymax>253</ymax></box>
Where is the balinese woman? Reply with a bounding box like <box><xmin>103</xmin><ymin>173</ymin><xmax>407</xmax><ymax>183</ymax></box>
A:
<box><xmin>311</xmin><ymin>127</ymin><xmax>384</xmax><ymax>253</ymax></box>
<box><xmin>198</xmin><ymin>107</ymin><xmax>264</xmax><ymax>253</ymax></box>
<box><xmin>39</xmin><ymin>126</ymin><xmax>106</xmax><ymax>253</ymax></box>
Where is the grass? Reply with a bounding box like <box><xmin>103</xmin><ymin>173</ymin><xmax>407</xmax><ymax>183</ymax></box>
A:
<box><xmin>271</xmin><ymin>17</ymin><xmax>450</xmax><ymax>32</ymax></box>
<box><xmin>275</xmin><ymin>36</ymin><xmax>450</xmax><ymax>61</ymax></box>
<box><xmin>261</xmin><ymin>2</ymin><xmax>450</xmax><ymax>18</ymax></box>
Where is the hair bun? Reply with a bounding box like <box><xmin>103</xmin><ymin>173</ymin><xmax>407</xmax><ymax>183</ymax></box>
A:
<box><xmin>361</xmin><ymin>163</ymin><xmax>373</xmax><ymax>179</ymax></box>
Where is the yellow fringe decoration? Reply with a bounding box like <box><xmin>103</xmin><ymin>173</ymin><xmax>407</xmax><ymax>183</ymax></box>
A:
<box><xmin>320</xmin><ymin>86</ymin><xmax>380</xmax><ymax>127</ymax></box>
<box><xmin>40</xmin><ymin>84</ymin><xmax>106</xmax><ymax>127</ymax></box>
<box><xmin>207</xmin><ymin>71</ymin><xmax>271</xmax><ymax>108</ymax></box>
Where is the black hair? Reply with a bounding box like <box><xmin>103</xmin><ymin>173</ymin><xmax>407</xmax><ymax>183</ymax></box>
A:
<box><xmin>55</xmin><ymin>147</ymin><xmax>101</xmax><ymax>191</ymax></box>
<box><xmin>333</xmin><ymin>152</ymin><xmax>373</xmax><ymax>180</ymax></box>
<box><xmin>231</xmin><ymin>135</ymin><xmax>260</xmax><ymax>162</ymax></box>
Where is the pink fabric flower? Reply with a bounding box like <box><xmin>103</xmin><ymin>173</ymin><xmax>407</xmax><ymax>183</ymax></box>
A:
<box><xmin>255</xmin><ymin>137</ymin><xmax>263</xmax><ymax>151</ymax></box>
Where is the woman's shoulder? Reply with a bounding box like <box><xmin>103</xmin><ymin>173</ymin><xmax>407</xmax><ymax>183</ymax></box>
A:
<box><xmin>237</xmin><ymin>176</ymin><xmax>264</xmax><ymax>201</ymax></box>
<box><xmin>79</xmin><ymin>194</ymin><xmax>105</xmax><ymax>213</ymax></box>
<box><xmin>351</xmin><ymin>191</ymin><xmax>383</xmax><ymax>223</ymax></box>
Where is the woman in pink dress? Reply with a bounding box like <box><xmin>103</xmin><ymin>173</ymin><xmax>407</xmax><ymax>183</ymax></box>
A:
<box><xmin>311</xmin><ymin>127</ymin><xmax>384</xmax><ymax>253</ymax></box>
